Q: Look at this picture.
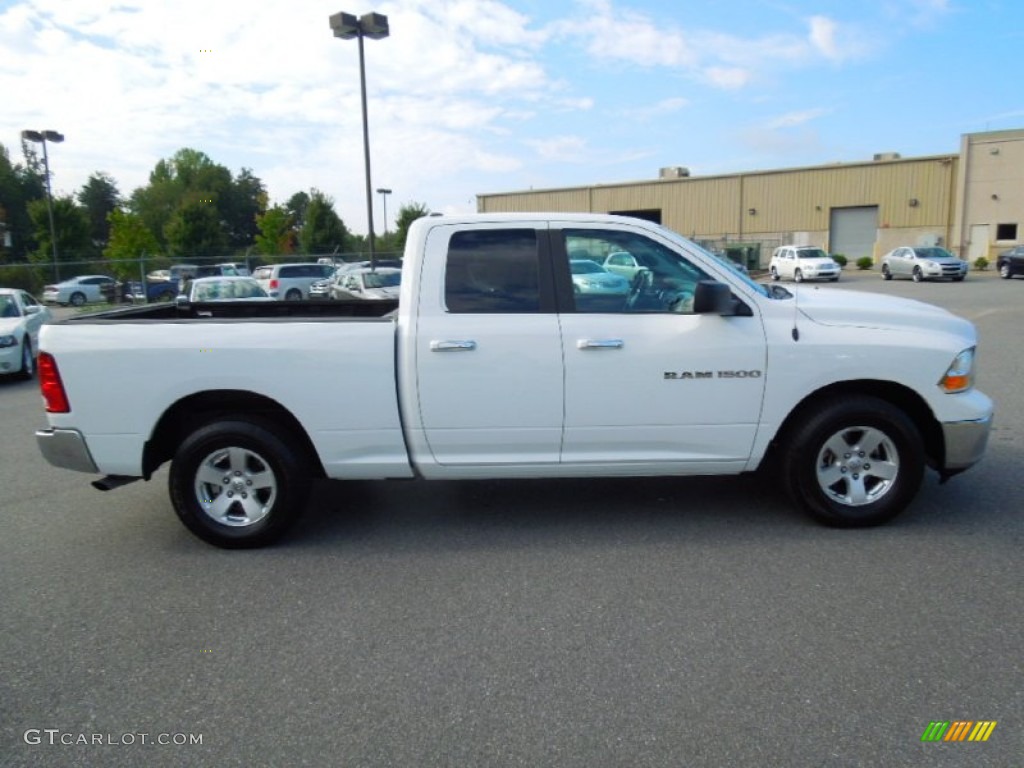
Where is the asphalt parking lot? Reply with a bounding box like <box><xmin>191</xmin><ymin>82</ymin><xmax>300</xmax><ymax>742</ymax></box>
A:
<box><xmin>2</xmin><ymin>269</ymin><xmax>1022</xmax><ymax>767</ymax></box>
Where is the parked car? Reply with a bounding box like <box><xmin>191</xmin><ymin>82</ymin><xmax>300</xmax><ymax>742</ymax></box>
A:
<box><xmin>602</xmin><ymin>250</ymin><xmax>648</xmax><ymax>281</ymax></box>
<box><xmin>252</xmin><ymin>263</ymin><xmax>336</xmax><ymax>300</ymax></box>
<box><xmin>0</xmin><ymin>288</ymin><xmax>50</xmax><ymax>379</ymax></box>
<box><xmin>179</xmin><ymin>276</ymin><xmax>272</xmax><ymax>302</ymax></box>
<box><xmin>330</xmin><ymin>267</ymin><xmax>402</xmax><ymax>300</ymax></box>
<box><xmin>309</xmin><ymin>277</ymin><xmax>333</xmax><ymax>299</ymax></box>
<box><xmin>880</xmin><ymin>246</ymin><xmax>968</xmax><ymax>282</ymax></box>
<box><xmin>769</xmin><ymin>246</ymin><xmax>841</xmax><ymax>282</ymax></box>
<box><xmin>570</xmin><ymin>259</ymin><xmax>630</xmax><ymax>295</ymax></box>
<box><xmin>996</xmin><ymin>245</ymin><xmax>1024</xmax><ymax>279</ymax></box>
<box><xmin>42</xmin><ymin>275</ymin><xmax>118</xmax><ymax>306</ymax></box>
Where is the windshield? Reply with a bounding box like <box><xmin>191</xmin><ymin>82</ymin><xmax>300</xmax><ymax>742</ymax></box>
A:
<box><xmin>798</xmin><ymin>248</ymin><xmax>830</xmax><ymax>259</ymax></box>
<box><xmin>363</xmin><ymin>271</ymin><xmax>401</xmax><ymax>289</ymax></box>
<box><xmin>913</xmin><ymin>247</ymin><xmax>955</xmax><ymax>260</ymax></box>
<box><xmin>0</xmin><ymin>295</ymin><xmax>19</xmax><ymax>318</ymax></box>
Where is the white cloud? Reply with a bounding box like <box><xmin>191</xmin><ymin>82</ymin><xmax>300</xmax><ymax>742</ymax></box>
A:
<box><xmin>704</xmin><ymin>67</ymin><xmax>751</xmax><ymax>90</ymax></box>
<box><xmin>765</xmin><ymin>108</ymin><xmax>831</xmax><ymax>130</ymax></box>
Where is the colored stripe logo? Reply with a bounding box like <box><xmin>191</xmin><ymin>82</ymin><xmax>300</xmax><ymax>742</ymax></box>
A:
<box><xmin>921</xmin><ymin>721</ymin><xmax>997</xmax><ymax>742</ymax></box>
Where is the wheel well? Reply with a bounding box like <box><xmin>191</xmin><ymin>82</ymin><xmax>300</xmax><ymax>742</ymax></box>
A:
<box><xmin>142</xmin><ymin>390</ymin><xmax>325</xmax><ymax>480</ymax></box>
<box><xmin>766</xmin><ymin>380</ymin><xmax>944</xmax><ymax>471</ymax></box>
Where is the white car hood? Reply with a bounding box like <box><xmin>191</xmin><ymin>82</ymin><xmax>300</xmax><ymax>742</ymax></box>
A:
<box><xmin>0</xmin><ymin>317</ymin><xmax>25</xmax><ymax>335</ymax></box>
<box><xmin>363</xmin><ymin>286</ymin><xmax>400</xmax><ymax>300</ymax></box>
<box><xmin>794</xmin><ymin>287</ymin><xmax>971</xmax><ymax>336</ymax></box>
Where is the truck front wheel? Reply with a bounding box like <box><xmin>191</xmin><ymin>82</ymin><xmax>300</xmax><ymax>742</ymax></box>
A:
<box><xmin>782</xmin><ymin>396</ymin><xmax>925</xmax><ymax>527</ymax></box>
<box><xmin>169</xmin><ymin>418</ymin><xmax>309</xmax><ymax>548</ymax></box>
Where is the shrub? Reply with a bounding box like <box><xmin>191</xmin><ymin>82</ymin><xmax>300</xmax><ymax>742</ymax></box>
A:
<box><xmin>856</xmin><ymin>256</ymin><xmax>874</xmax><ymax>271</ymax></box>
<box><xmin>831</xmin><ymin>254</ymin><xmax>847</xmax><ymax>267</ymax></box>
<box><xmin>973</xmin><ymin>256</ymin><xmax>989</xmax><ymax>271</ymax></box>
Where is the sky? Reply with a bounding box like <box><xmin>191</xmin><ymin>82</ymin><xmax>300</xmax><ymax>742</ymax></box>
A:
<box><xmin>1</xmin><ymin>0</ymin><xmax>1022</xmax><ymax>236</ymax></box>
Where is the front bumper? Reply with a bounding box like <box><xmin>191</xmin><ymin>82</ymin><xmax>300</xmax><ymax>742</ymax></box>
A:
<box><xmin>942</xmin><ymin>415</ymin><xmax>992</xmax><ymax>472</ymax></box>
<box><xmin>36</xmin><ymin>428</ymin><xmax>99</xmax><ymax>474</ymax></box>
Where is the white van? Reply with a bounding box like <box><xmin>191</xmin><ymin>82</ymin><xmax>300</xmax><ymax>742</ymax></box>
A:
<box><xmin>252</xmin><ymin>263</ymin><xmax>335</xmax><ymax>300</ymax></box>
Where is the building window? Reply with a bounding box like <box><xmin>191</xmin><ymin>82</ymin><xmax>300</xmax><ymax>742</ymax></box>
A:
<box><xmin>996</xmin><ymin>223</ymin><xmax>1018</xmax><ymax>241</ymax></box>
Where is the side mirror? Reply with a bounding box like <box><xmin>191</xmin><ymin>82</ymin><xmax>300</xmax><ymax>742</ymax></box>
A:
<box><xmin>24</xmin><ymin>305</ymin><xmax>40</xmax><ymax>315</ymax></box>
<box><xmin>693</xmin><ymin>280</ymin><xmax>734</xmax><ymax>315</ymax></box>
<box><xmin>175</xmin><ymin>295</ymin><xmax>189</xmax><ymax>309</ymax></box>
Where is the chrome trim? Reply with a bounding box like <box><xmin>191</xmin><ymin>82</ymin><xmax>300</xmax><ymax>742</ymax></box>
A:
<box><xmin>942</xmin><ymin>416</ymin><xmax>992</xmax><ymax>471</ymax></box>
<box><xmin>36</xmin><ymin>428</ymin><xmax>99</xmax><ymax>474</ymax></box>
<box><xmin>577</xmin><ymin>339</ymin><xmax>624</xmax><ymax>349</ymax></box>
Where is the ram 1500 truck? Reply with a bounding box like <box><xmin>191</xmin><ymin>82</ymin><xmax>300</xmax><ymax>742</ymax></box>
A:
<box><xmin>35</xmin><ymin>214</ymin><xmax>993</xmax><ymax>547</ymax></box>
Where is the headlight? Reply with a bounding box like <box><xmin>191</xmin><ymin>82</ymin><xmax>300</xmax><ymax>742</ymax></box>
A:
<box><xmin>939</xmin><ymin>347</ymin><xmax>975</xmax><ymax>393</ymax></box>
<box><xmin>0</xmin><ymin>335</ymin><xmax>17</xmax><ymax>348</ymax></box>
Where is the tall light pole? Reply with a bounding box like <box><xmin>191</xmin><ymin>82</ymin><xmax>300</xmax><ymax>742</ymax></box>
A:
<box><xmin>376</xmin><ymin>187</ymin><xmax>392</xmax><ymax>240</ymax></box>
<box><xmin>21</xmin><ymin>129</ymin><xmax>64</xmax><ymax>282</ymax></box>
<box><xmin>329</xmin><ymin>11</ymin><xmax>389</xmax><ymax>269</ymax></box>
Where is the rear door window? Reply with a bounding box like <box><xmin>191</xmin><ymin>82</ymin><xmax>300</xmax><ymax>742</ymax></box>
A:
<box><xmin>444</xmin><ymin>229</ymin><xmax>541</xmax><ymax>313</ymax></box>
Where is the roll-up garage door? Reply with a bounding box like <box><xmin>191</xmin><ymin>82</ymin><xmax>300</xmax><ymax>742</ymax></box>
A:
<box><xmin>829</xmin><ymin>206</ymin><xmax>878</xmax><ymax>260</ymax></box>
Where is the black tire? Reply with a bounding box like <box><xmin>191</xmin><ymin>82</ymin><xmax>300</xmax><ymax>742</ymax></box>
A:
<box><xmin>782</xmin><ymin>396</ymin><xmax>925</xmax><ymax>527</ymax></box>
<box><xmin>794</xmin><ymin>269</ymin><xmax>803</xmax><ymax>283</ymax></box>
<box><xmin>829</xmin><ymin>276</ymin><xmax>839</xmax><ymax>282</ymax></box>
<box><xmin>882</xmin><ymin>264</ymin><xmax>892</xmax><ymax>281</ymax></box>
<box><xmin>912</xmin><ymin>267</ymin><xmax>923</xmax><ymax>283</ymax></box>
<box><xmin>70</xmin><ymin>292</ymin><xmax>86</xmax><ymax>307</ymax></box>
<box><xmin>952</xmin><ymin>275</ymin><xmax>964</xmax><ymax>282</ymax></box>
<box><xmin>285</xmin><ymin>288</ymin><xmax>302</xmax><ymax>301</ymax></box>
<box><xmin>169</xmin><ymin>418</ymin><xmax>310</xmax><ymax>548</ymax></box>
<box><xmin>770</xmin><ymin>267</ymin><xmax>780</xmax><ymax>281</ymax></box>
<box><xmin>17</xmin><ymin>338</ymin><xmax>34</xmax><ymax>380</ymax></box>
<box><xmin>999</xmin><ymin>263</ymin><xmax>1011</xmax><ymax>279</ymax></box>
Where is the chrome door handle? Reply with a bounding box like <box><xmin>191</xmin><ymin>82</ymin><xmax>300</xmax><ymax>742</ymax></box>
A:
<box><xmin>430</xmin><ymin>340</ymin><xmax>477</xmax><ymax>351</ymax></box>
<box><xmin>577</xmin><ymin>339</ymin><xmax>624</xmax><ymax>349</ymax></box>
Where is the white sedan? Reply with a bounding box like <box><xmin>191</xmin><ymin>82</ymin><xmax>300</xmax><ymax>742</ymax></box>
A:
<box><xmin>42</xmin><ymin>274</ymin><xmax>117</xmax><ymax>306</ymax></box>
<box><xmin>0</xmin><ymin>288</ymin><xmax>51</xmax><ymax>379</ymax></box>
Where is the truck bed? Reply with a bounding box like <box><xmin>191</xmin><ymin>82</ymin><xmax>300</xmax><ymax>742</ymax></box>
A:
<box><xmin>60</xmin><ymin>299</ymin><xmax>399</xmax><ymax>323</ymax></box>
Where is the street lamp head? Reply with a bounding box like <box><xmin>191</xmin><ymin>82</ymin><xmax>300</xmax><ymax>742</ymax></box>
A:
<box><xmin>329</xmin><ymin>11</ymin><xmax>360</xmax><ymax>39</ymax></box>
<box><xmin>376</xmin><ymin>188</ymin><xmax>392</xmax><ymax>194</ymax></box>
<box><xmin>329</xmin><ymin>11</ymin><xmax>389</xmax><ymax>40</ymax></box>
<box><xmin>21</xmin><ymin>129</ymin><xmax>64</xmax><ymax>144</ymax></box>
<box><xmin>360</xmin><ymin>12</ymin><xmax>389</xmax><ymax>39</ymax></box>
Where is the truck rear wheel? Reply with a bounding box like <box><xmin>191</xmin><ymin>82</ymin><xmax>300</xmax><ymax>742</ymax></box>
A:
<box><xmin>169</xmin><ymin>418</ymin><xmax>309</xmax><ymax>548</ymax></box>
<box><xmin>782</xmin><ymin>396</ymin><xmax>924</xmax><ymax>527</ymax></box>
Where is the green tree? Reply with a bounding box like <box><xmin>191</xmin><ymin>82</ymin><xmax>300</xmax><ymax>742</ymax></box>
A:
<box><xmin>78</xmin><ymin>172</ymin><xmax>121</xmax><ymax>249</ymax></box>
<box><xmin>285</xmin><ymin>191</ymin><xmax>310</xmax><ymax>231</ymax></box>
<box><xmin>298</xmin><ymin>189</ymin><xmax>347</xmax><ymax>255</ymax></box>
<box><xmin>224</xmin><ymin>168</ymin><xmax>266</xmax><ymax>248</ymax></box>
<box><xmin>103</xmin><ymin>209</ymin><xmax>161</xmax><ymax>279</ymax></box>
<box><xmin>255</xmin><ymin>205</ymin><xmax>294</xmax><ymax>256</ymax></box>
<box><xmin>129</xmin><ymin>148</ymin><xmax>232</xmax><ymax>252</ymax></box>
<box><xmin>0</xmin><ymin>142</ymin><xmax>45</xmax><ymax>262</ymax></box>
<box><xmin>393</xmin><ymin>202</ymin><xmax>431</xmax><ymax>249</ymax></box>
<box><xmin>165</xmin><ymin>198</ymin><xmax>227</xmax><ymax>258</ymax></box>
<box><xmin>27</xmin><ymin>196</ymin><xmax>92</xmax><ymax>263</ymax></box>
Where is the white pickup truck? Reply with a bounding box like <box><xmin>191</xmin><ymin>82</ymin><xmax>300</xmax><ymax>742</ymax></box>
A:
<box><xmin>35</xmin><ymin>214</ymin><xmax>993</xmax><ymax>547</ymax></box>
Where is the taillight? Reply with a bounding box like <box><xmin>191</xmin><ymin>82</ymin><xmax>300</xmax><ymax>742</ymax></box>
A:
<box><xmin>270</xmin><ymin>278</ymin><xmax>279</xmax><ymax>289</ymax></box>
<box><xmin>38</xmin><ymin>353</ymin><xmax>70</xmax><ymax>413</ymax></box>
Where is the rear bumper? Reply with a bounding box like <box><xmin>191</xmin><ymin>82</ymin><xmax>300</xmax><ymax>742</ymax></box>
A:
<box><xmin>36</xmin><ymin>428</ymin><xmax>99</xmax><ymax>474</ymax></box>
<box><xmin>942</xmin><ymin>415</ymin><xmax>992</xmax><ymax>472</ymax></box>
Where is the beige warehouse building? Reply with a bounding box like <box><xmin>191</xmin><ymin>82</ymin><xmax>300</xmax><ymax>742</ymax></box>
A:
<box><xmin>478</xmin><ymin>128</ymin><xmax>1024</xmax><ymax>270</ymax></box>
